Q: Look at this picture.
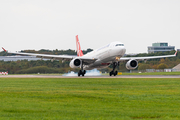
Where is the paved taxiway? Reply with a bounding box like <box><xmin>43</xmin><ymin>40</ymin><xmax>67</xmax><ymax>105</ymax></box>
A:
<box><xmin>0</xmin><ymin>75</ymin><xmax>180</xmax><ymax>78</ymax></box>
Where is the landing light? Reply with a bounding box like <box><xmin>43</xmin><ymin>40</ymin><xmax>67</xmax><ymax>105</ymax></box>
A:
<box><xmin>115</xmin><ymin>56</ymin><xmax>120</xmax><ymax>60</ymax></box>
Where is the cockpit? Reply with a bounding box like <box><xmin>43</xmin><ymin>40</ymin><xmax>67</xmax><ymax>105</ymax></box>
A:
<box><xmin>116</xmin><ymin>44</ymin><xmax>124</xmax><ymax>46</ymax></box>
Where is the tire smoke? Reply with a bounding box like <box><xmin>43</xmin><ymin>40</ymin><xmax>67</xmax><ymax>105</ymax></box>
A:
<box><xmin>63</xmin><ymin>69</ymin><xmax>101</xmax><ymax>76</ymax></box>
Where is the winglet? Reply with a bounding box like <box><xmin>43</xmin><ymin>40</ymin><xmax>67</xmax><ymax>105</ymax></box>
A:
<box><xmin>2</xmin><ymin>47</ymin><xmax>7</xmax><ymax>52</ymax></box>
<box><xmin>76</xmin><ymin>35</ymin><xmax>84</xmax><ymax>57</ymax></box>
<box><xmin>175</xmin><ymin>50</ymin><xmax>178</xmax><ymax>56</ymax></box>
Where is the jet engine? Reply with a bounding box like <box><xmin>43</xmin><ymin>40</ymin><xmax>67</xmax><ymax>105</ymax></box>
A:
<box><xmin>126</xmin><ymin>59</ymin><xmax>138</xmax><ymax>70</ymax></box>
<box><xmin>69</xmin><ymin>58</ymin><xmax>82</xmax><ymax>68</ymax></box>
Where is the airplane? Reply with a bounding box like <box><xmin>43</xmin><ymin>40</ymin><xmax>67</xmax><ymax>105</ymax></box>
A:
<box><xmin>2</xmin><ymin>35</ymin><xmax>177</xmax><ymax>76</ymax></box>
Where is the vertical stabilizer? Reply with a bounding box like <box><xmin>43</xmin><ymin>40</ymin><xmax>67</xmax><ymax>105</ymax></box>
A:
<box><xmin>76</xmin><ymin>35</ymin><xmax>84</xmax><ymax>56</ymax></box>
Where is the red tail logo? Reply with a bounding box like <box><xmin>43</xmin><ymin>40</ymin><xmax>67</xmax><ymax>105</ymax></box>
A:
<box><xmin>76</xmin><ymin>35</ymin><xmax>84</xmax><ymax>57</ymax></box>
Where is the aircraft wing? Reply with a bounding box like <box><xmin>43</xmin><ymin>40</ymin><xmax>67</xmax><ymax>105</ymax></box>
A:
<box><xmin>2</xmin><ymin>47</ymin><xmax>97</xmax><ymax>63</ymax></box>
<box><xmin>119</xmin><ymin>51</ymin><xmax>177</xmax><ymax>61</ymax></box>
<box><xmin>5</xmin><ymin>51</ymin><xmax>75</xmax><ymax>60</ymax></box>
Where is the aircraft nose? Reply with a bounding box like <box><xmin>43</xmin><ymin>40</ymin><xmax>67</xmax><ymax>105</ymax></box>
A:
<box><xmin>119</xmin><ymin>46</ymin><xmax>126</xmax><ymax>55</ymax></box>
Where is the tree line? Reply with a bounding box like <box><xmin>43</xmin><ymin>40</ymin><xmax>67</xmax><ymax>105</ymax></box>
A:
<box><xmin>0</xmin><ymin>49</ymin><xmax>179</xmax><ymax>74</ymax></box>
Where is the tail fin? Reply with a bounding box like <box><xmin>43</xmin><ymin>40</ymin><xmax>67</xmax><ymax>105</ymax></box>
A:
<box><xmin>2</xmin><ymin>47</ymin><xmax>7</xmax><ymax>52</ymax></box>
<box><xmin>76</xmin><ymin>35</ymin><xmax>84</xmax><ymax>57</ymax></box>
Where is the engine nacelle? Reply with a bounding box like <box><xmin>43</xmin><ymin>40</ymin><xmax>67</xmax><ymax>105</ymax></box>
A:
<box><xmin>126</xmin><ymin>59</ymin><xmax>138</xmax><ymax>70</ymax></box>
<box><xmin>69</xmin><ymin>58</ymin><xmax>82</xmax><ymax>68</ymax></box>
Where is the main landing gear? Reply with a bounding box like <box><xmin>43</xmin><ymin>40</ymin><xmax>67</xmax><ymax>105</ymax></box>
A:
<box><xmin>78</xmin><ymin>62</ymin><xmax>86</xmax><ymax>77</ymax></box>
<box><xmin>78</xmin><ymin>70</ymin><xmax>86</xmax><ymax>77</ymax></box>
<box><xmin>109</xmin><ymin>62</ymin><xmax>119</xmax><ymax>76</ymax></box>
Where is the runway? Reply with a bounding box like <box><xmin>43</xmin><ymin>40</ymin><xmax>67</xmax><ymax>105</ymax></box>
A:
<box><xmin>0</xmin><ymin>75</ymin><xmax>180</xmax><ymax>78</ymax></box>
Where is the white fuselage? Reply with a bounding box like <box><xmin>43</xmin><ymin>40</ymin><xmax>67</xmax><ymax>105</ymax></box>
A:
<box><xmin>82</xmin><ymin>41</ymin><xmax>126</xmax><ymax>70</ymax></box>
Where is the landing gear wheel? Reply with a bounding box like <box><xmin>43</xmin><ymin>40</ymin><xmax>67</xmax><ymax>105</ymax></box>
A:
<box><xmin>109</xmin><ymin>71</ymin><xmax>118</xmax><ymax>76</ymax></box>
<box><xmin>114</xmin><ymin>71</ymin><xmax>118</xmax><ymax>76</ymax></box>
<box><xmin>84</xmin><ymin>70</ymin><xmax>86</xmax><ymax>75</ymax></box>
<box><xmin>109</xmin><ymin>71</ymin><xmax>113</xmax><ymax>76</ymax></box>
<box><xmin>78</xmin><ymin>71</ymin><xmax>81</xmax><ymax>77</ymax></box>
<box><xmin>78</xmin><ymin>70</ymin><xmax>86</xmax><ymax>77</ymax></box>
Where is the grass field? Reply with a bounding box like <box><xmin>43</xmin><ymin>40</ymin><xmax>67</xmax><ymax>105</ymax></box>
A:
<box><xmin>0</xmin><ymin>78</ymin><xmax>180</xmax><ymax>120</ymax></box>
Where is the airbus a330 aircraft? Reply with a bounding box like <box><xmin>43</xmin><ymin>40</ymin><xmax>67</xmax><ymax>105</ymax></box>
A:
<box><xmin>2</xmin><ymin>35</ymin><xmax>177</xmax><ymax>76</ymax></box>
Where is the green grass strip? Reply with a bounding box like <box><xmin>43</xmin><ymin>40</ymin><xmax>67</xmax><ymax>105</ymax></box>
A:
<box><xmin>0</xmin><ymin>78</ymin><xmax>180</xmax><ymax>120</ymax></box>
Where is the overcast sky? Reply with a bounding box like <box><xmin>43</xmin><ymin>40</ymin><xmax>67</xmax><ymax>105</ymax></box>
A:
<box><xmin>0</xmin><ymin>0</ymin><xmax>180</xmax><ymax>54</ymax></box>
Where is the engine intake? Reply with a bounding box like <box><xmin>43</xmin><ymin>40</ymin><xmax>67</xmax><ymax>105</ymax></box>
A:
<box><xmin>69</xmin><ymin>58</ymin><xmax>82</xmax><ymax>68</ymax></box>
<box><xmin>126</xmin><ymin>59</ymin><xmax>138</xmax><ymax>70</ymax></box>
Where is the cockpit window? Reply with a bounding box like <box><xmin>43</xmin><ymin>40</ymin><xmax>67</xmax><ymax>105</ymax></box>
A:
<box><xmin>116</xmin><ymin>44</ymin><xmax>124</xmax><ymax>46</ymax></box>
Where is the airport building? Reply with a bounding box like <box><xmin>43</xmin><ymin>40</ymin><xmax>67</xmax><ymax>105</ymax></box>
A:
<box><xmin>148</xmin><ymin>42</ymin><xmax>175</xmax><ymax>53</ymax></box>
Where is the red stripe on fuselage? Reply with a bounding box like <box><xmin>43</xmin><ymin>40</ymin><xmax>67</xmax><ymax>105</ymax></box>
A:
<box><xmin>101</xmin><ymin>63</ymin><xmax>110</xmax><ymax>65</ymax></box>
